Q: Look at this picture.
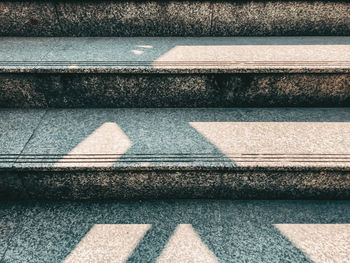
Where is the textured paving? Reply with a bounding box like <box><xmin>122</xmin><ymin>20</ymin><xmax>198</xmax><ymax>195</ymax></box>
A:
<box><xmin>0</xmin><ymin>200</ymin><xmax>349</xmax><ymax>262</ymax></box>
<box><xmin>1</xmin><ymin>37</ymin><xmax>350</xmax><ymax>107</ymax></box>
<box><xmin>1</xmin><ymin>108</ymin><xmax>350</xmax><ymax>200</ymax></box>
<box><xmin>0</xmin><ymin>1</ymin><xmax>349</xmax><ymax>37</ymax></box>
<box><xmin>1</xmin><ymin>37</ymin><xmax>350</xmax><ymax>73</ymax></box>
<box><xmin>1</xmin><ymin>107</ymin><xmax>349</xmax><ymax>168</ymax></box>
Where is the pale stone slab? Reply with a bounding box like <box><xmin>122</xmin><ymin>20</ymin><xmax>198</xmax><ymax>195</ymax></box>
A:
<box><xmin>1</xmin><ymin>108</ymin><xmax>350</xmax><ymax>200</ymax></box>
<box><xmin>13</xmin><ymin>108</ymin><xmax>350</xmax><ymax>168</ymax></box>
<box><xmin>64</xmin><ymin>224</ymin><xmax>151</xmax><ymax>263</ymax></box>
<box><xmin>1</xmin><ymin>37</ymin><xmax>350</xmax><ymax>73</ymax></box>
<box><xmin>275</xmin><ymin>224</ymin><xmax>350</xmax><ymax>263</ymax></box>
<box><xmin>1</xmin><ymin>200</ymin><xmax>350</xmax><ymax>262</ymax></box>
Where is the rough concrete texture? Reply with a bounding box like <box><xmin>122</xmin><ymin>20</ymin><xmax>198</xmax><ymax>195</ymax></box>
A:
<box><xmin>0</xmin><ymin>1</ymin><xmax>349</xmax><ymax>36</ymax></box>
<box><xmin>1</xmin><ymin>37</ymin><xmax>350</xmax><ymax>107</ymax></box>
<box><xmin>1</xmin><ymin>37</ymin><xmax>350</xmax><ymax>74</ymax></box>
<box><xmin>0</xmin><ymin>200</ymin><xmax>350</xmax><ymax>262</ymax></box>
<box><xmin>1</xmin><ymin>73</ymin><xmax>350</xmax><ymax>107</ymax></box>
<box><xmin>1</xmin><ymin>108</ymin><xmax>350</xmax><ymax>200</ymax></box>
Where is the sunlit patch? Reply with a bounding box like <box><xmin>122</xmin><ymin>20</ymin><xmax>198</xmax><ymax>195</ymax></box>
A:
<box><xmin>54</xmin><ymin>122</ymin><xmax>132</xmax><ymax>167</ymax></box>
<box><xmin>140</xmin><ymin>162</ymin><xmax>151</xmax><ymax>167</ymax></box>
<box><xmin>132</xmin><ymin>50</ymin><xmax>144</xmax><ymax>55</ymax></box>
<box><xmin>274</xmin><ymin>224</ymin><xmax>350</xmax><ymax>263</ymax></box>
<box><xmin>63</xmin><ymin>224</ymin><xmax>151</xmax><ymax>263</ymax></box>
<box><xmin>137</xmin><ymin>45</ymin><xmax>153</xmax><ymax>49</ymax></box>
<box><xmin>69</xmin><ymin>64</ymin><xmax>79</xmax><ymax>69</ymax></box>
<box><xmin>152</xmin><ymin>44</ymin><xmax>350</xmax><ymax>64</ymax></box>
<box><xmin>157</xmin><ymin>224</ymin><xmax>218</xmax><ymax>263</ymax></box>
<box><xmin>189</xmin><ymin>122</ymin><xmax>350</xmax><ymax>166</ymax></box>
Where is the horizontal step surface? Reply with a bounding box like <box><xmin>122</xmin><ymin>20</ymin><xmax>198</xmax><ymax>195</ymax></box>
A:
<box><xmin>1</xmin><ymin>200</ymin><xmax>350</xmax><ymax>262</ymax></box>
<box><xmin>1</xmin><ymin>37</ymin><xmax>350</xmax><ymax>107</ymax></box>
<box><xmin>1</xmin><ymin>37</ymin><xmax>350</xmax><ymax>73</ymax></box>
<box><xmin>1</xmin><ymin>108</ymin><xmax>350</xmax><ymax>199</ymax></box>
<box><xmin>0</xmin><ymin>0</ymin><xmax>349</xmax><ymax>37</ymax></box>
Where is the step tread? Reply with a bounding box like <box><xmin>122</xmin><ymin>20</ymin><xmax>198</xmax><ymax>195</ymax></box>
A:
<box><xmin>1</xmin><ymin>201</ymin><xmax>350</xmax><ymax>262</ymax></box>
<box><xmin>1</xmin><ymin>37</ymin><xmax>350</xmax><ymax>73</ymax></box>
<box><xmin>1</xmin><ymin>108</ymin><xmax>350</xmax><ymax>170</ymax></box>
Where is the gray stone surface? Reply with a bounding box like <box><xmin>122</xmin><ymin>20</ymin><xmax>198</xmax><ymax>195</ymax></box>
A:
<box><xmin>1</xmin><ymin>37</ymin><xmax>350</xmax><ymax>73</ymax></box>
<box><xmin>0</xmin><ymin>74</ymin><xmax>62</xmax><ymax>108</ymax></box>
<box><xmin>19</xmin><ymin>170</ymin><xmax>223</xmax><ymax>200</ymax></box>
<box><xmin>0</xmin><ymin>38</ymin><xmax>62</xmax><ymax>63</ymax></box>
<box><xmin>13</xmin><ymin>108</ymin><xmax>350</xmax><ymax>168</ymax></box>
<box><xmin>211</xmin><ymin>74</ymin><xmax>350</xmax><ymax>107</ymax></box>
<box><xmin>221</xmin><ymin>170</ymin><xmax>350</xmax><ymax>199</ymax></box>
<box><xmin>0</xmin><ymin>1</ymin><xmax>60</xmax><ymax>36</ymax></box>
<box><xmin>0</xmin><ymin>109</ymin><xmax>46</xmax><ymax>167</ymax></box>
<box><xmin>12</xmin><ymin>169</ymin><xmax>350</xmax><ymax>200</ymax></box>
<box><xmin>0</xmin><ymin>1</ymin><xmax>349</xmax><ymax>36</ymax></box>
<box><xmin>1</xmin><ymin>73</ymin><xmax>350</xmax><ymax>107</ymax></box>
<box><xmin>0</xmin><ymin>172</ymin><xmax>27</xmax><ymax>200</ymax></box>
<box><xmin>211</xmin><ymin>1</ymin><xmax>350</xmax><ymax>36</ymax></box>
<box><xmin>1</xmin><ymin>37</ymin><xmax>350</xmax><ymax>107</ymax></box>
<box><xmin>55</xmin><ymin>1</ymin><xmax>211</xmax><ymax>37</ymax></box>
<box><xmin>15</xmin><ymin>108</ymin><xmax>238</xmax><ymax>167</ymax></box>
<box><xmin>0</xmin><ymin>109</ymin><xmax>45</xmax><ymax>199</ymax></box>
<box><xmin>0</xmin><ymin>108</ymin><xmax>349</xmax><ymax>199</ymax></box>
<box><xmin>0</xmin><ymin>203</ymin><xmax>26</xmax><ymax>260</ymax></box>
<box><xmin>1</xmin><ymin>200</ymin><xmax>350</xmax><ymax>262</ymax></box>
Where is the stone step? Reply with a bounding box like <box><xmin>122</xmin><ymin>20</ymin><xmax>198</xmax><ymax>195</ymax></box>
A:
<box><xmin>1</xmin><ymin>37</ymin><xmax>350</xmax><ymax>107</ymax></box>
<box><xmin>0</xmin><ymin>0</ymin><xmax>349</xmax><ymax>37</ymax></box>
<box><xmin>1</xmin><ymin>108</ymin><xmax>350</xmax><ymax>200</ymax></box>
<box><xmin>1</xmin><ymin>200</ymin><xmax>350</xmax><ymax>262</ymax></box>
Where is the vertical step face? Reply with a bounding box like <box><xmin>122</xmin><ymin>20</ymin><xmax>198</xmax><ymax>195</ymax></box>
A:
<box><xmin>2</xmin><ymin>73</ymin><xmax>350</xmax><ymax>108</ymax></box>
<box><xmin>0</xmin><ymin>1</ymin><xmax>349</xmax><ymax>36</ymax></box>
<box><xmin>1</xmin><ymin>37</ymin><xmax>350</xmax><ymax>108</ymax></box>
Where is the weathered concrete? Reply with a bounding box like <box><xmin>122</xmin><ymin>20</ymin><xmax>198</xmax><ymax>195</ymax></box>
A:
<box><xmin>1</xmin><ymin>200</ymin><xmax>350</xmax><ymax>262</ymax></box>
<box><xmin>0</xmin><ymin>1</ymin><xmax>349</xmax><ymax>36</ymax></box>
<box><xmin>1</xmin><ymin>108</ymin><xmax>350</xmax><ymax>200</ymax></box>
<box><xmin>1</xmin><ymin>37</ymin><xmax>350</xmax><ymax>107</ymax></box>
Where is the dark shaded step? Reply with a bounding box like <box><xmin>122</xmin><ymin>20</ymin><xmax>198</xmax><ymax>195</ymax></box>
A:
<box><xmin>1</xmin><ymin>37</ymin><xmax>350</xmax><ymax>107</ymax></box>
<box><xmin>1</xmin><ymin>108</ymin><xmax>350</xmax><ymax>200</ymax></box>
<box><xmin>0</xmin><ymin>0</ymin><xmax>349</xmax><ymax>37</ymax></box>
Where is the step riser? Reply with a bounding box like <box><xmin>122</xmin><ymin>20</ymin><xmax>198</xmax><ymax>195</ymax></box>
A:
<box><xmin>1</xmin><ymin>1</ymin><xmax>349</xmax><ymax>37</ymax></box>
<box><xmin>1</xmin><ymin>73</ymin><xmax>349</xmax><ymax>107</ymax></box>
<box><xmin>2</xmin><ymin>169</ymin><xmax>350</xmax><ymax>200</ymax></box>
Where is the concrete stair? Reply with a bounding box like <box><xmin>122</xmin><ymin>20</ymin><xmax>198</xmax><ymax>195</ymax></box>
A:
<box><xmin>1</xmin><ymin>200</ymin><xmax>350</xmax><ymax>262</ymax></box>
<box><xmin>0</xmin><ymin>0</ymin><xmax>349</xmax><ymax>37</ymax></box>
<box><xmin>0</xmin><ymin>0</ymin><xmax>350</xmax><ymax>201</ymax></box>
<box><xmin>1</xmin><ymin>37</ymin><xmax>350</xmax><ymax>107</ymax></box>
<box><xmin>1</xmin><ymin>108</ymin><xmax>350</xmax><ymax>200</ymax></box>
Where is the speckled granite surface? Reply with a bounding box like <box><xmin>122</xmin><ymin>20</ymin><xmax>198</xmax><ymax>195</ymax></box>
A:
<box><xmin>0</xmin><ymin>109</ymin><xmax>46</xmax><ymax>167</ymax></box>
<box><xmin>1</xmin><ymin>37</ymin><xmax>350</xmax><ymax>107</ymax></box>
<box><xmin>1</xmin><ymin>108</ymin><xmax>350</xmax><ymax>200</ymax></box>
<box><xmin>211</xmin><ymin>1</ymin><xmax>350</xmax><ymax>36</ymax></box>
<box><xmin>0</xmin><ymin>1</ymin><xmax>349</xmax><ymax>36</ymax></box>
<box><xmin>0</xmin><ymin>110</ymin><xmax>46</xmax><ymax>199</ymax></box>
<box><xmin>1</xmin><ymin>37</ymin><xmax>350</xmax><ymax>74</ymax></box>
<box><xmin>0</xmin><ymin>200</ymin><xmax>349</xmax><ymax>262</ymax></box>
<box><xmin>2</xmin><ymin>73</ymin><xmax>350</xmax><ymax>107</ymax></box>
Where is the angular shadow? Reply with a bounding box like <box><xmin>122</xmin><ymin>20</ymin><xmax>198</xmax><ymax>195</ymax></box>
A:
<box><xmin>14</xmin><ymin>108</ymin><xmax>350</xmax><ymax>168</ymax></box>
<box><xmin>1</xmin><ymin>200</ymin><xmax>350</xmax><ymax>262</ymax></box>
<box><xmin>126</xmin><ymin>223</ymin><xmax>178</xmax><ymax>262</ymax></box>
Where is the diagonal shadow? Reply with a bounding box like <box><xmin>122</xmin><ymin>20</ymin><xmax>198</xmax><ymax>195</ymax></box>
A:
<box><xmin>15</xmin><ymin>108</ymin><xmax>350</xmax><ymax>169</ymax></box>
<box><xmin>126</xmin><ymin>223</ymin><xmax>178</xmax><ymax>262</ymax></box>
<box><xmin>2</xmin><ymin>200</ymin><xmax>350</xmax><ymax>262</ymax></box>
